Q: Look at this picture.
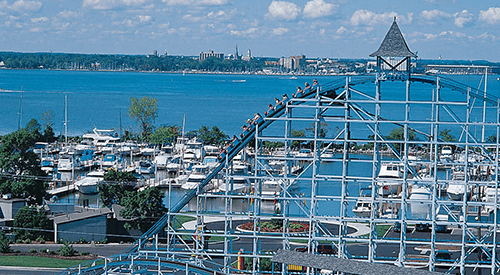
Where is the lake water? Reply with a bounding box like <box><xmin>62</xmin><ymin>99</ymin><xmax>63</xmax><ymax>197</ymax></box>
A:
<box><xmin>1</xmin><ymin>69</ymin><xmax>499</xmax><ymax>137</ymax></box>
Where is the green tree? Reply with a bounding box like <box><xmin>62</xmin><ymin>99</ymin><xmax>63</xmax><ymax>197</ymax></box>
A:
<box><xmin>98</xmin><ymin>170</ymin><xmax>137</xmax><ymax>208</ymax></box>
<box><xmin>196</xmin><ymin>126</ymin><xmax>228</xmax><ymax>146</ymax></box>
<box><xmin>40</xmin><ymin>110</ymin><xmax>56</xmax><ymax>142</ymax></box>
<box><xmin>290</xmin><ymin>129</ymin><xmax>305</xmax><ymax>148</ymax></box>
<box><xmin>0</xmin><ymin>126</ymin><xmax>47</xmax><ymax>204</ymax></box>
<box><xmin>25</xmin><ymin>118</ymin><xmax>42</xmax><ymax>141</ymax></box>
<box><xmin>149</xmin><ymin>125</ymin><xmax>180</xmax><ymax>145</ymax></box>
<box><xmin>439</xmin><ymin>129</ymin><xmax>456</xmax><ymax>142</ymax></box>
<box><xmin>120</xmin><ymin>187</ymin><xmax>167</xmax><ymax>220</ymax></box>
<box><xmin>13</xmin><ymin>206</ymin><xmax>51</xmax><ymax>241</ymax></box>
<box><xmin>487</xmin><ymin>135</ymin><xmax>497</xmax><ymax>143</ymax></box>
<box><xmin>386</xmin><ymin>127</ymin><xmax>416</xmax><ymax>154</ymax></box>
<box><xmin>305</xmin><ymin>122</ymin><xmax>329</xmax><ymax>139</ymax></box>
<box><xmin>128</xmin><ymin>96</ymin><xmax>158</xmax><ymax>140</ymax></box>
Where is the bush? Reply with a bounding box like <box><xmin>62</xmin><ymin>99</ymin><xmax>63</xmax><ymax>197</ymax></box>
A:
<box><xmin>48</xmin><ymin>250</ymin><xmax>56</xmax><ymax>255</ymax></box>
<box><xmin>100</xmin><ymin>237</ymin><xmax>108</xmax><ymax>244</ymax></box>
<box><xmin>15</xmin><ymin>239</ymin><xmax>22</xmax><ymax>244</ymax></box>
<box><xmin>13</xmin><ymin>206</ymin><xmax>51</xmax><ymax>241</ymax></box>
<box><xmin>40</xmin><ymin>248</ymin><xmax>48</xmax><ymax>253</ymax></box>
<box><xmin>78</xmin><ymin>237</ymin><xmax>86</xmax><ymax>244</ymax></box>
<box><xmin>56</xmin><ymin>239</ymin><xmax>64</xmax><ymax>244</ymax></box>
<box><xmin>57</xmin><ymin>241</ymin><xmax>79</xmax><ymax>256</ymax></box>
<box><xmin>36</xmin><ymin>236</ymin><xmax>45</xmax><ymax>244</ymax></box>
<box><xmin>81</xmin><ymin>251</ymin><xmax>90</xmax><ymax>256</ymax></box>
<box><xmin>29</xmin><ymin>249</ymin><xmax>38</xmax><ymax>253</ymax></box>
<box><xmin>24</xmin><ymin>238</ymin><xmax>31</xmax><ymax>244</ymax></box>
<box><xmin>0</xmin><ymin>233</ymin><xmax>12</xmax><ymax>253</ymax></box>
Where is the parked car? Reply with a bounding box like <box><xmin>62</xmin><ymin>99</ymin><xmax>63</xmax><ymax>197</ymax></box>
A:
<box><xmin>295</xmin><ymin>244</ymin><xmax>337</xmax><ymax>254</ymax></box>
<box><xmin>416</xmin><ymin>223</ymin><xmax>430</xmax><ymax>232</ymax></box>
<box><xmin>435</xmin><ymin>250</ymin><xmax>452</xmax><ymax>261</ymax></box>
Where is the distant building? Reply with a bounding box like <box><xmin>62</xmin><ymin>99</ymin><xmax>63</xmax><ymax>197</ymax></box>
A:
<box><xmin>233</xmin><ymin>45</ymin><xmax>240</xmax><ymax>60</ymax></box>
<box><xmin>241</xmin><ymin>49</ymin><xmax>252</xmax><ymax>61</ymax></box>
<box><xmin>199</xmin><ymin>50</ymin><xmax>224</xmax><ymax>61</ymax></box>
<box><xmin>279</xmin><ymin>55</ymin><xmax>306</xmax><ymax>71</ymax></box>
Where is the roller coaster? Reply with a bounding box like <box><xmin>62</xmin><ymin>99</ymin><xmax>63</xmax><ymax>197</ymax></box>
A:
<box><xmin>57</xmin><ymin>70</ymin><xmax>500</xmax><ymax>275</ymax></box>
<box><xmin>57</xmin><ymin>21</ymin><xmax>500</xmax><ymax>275</ymax></box>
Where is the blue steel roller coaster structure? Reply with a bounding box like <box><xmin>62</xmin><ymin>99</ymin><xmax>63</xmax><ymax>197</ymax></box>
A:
<box><xmin>57</xmin><ymin>71</ymin><xmax>500</xmax><ymax>275</ymax></box>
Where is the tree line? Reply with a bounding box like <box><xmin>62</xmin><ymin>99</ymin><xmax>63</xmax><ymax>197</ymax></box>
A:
<box><xmin>0</xmin><ymin>52</ymin><xmax>271</xmax><ymax>72</ymax></box>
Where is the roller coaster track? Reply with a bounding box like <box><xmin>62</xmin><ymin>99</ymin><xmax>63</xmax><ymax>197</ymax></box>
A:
<box><xmin>58</xmin><ymin>73</ymin><xmax>500</xmax><ymax>275</ymax></box>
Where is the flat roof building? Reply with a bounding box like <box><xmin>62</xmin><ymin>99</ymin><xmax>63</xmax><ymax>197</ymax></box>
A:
<box><xmin>199</xmin><ymin>50</ymin><xmax>224</xmax><ymax>61</ymax></box>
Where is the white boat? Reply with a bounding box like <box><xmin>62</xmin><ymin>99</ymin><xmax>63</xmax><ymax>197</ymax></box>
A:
<box><xmin>34</xmin><ymin>142</ymin><xmax>49</xmax><ymax>156</ymax></box>
<box><xmin>101</xmin><ymin>143</ymin><xmax>118</xmax><ymax>154</ymax></box>
<box><xmin>408</xmin><ymin>186</ymin><xmax>431</xmax><ymax>220</ymax></box>
<box><xmin>140</xmin><ymin>145</ymin><xmax>159</xmax><ymax>156</ymax></box>
<box><xmin>101</xmin><ymin>154</ymin><xmax>119</xmax><ymax>168</ymax></box>
<box><xmin>135</xmin><ymin>160</ymin><xmax>155</xmax><ymax>174</ymax></box>
<box><xmin>204</xmin><ymin>145</ymin><xmax>220</xmax><ymax>156</ymax></box>
<box><xmin>376</xmin><ymin>163</ymin><xmax>403</xmax><ymax>196</ymax></box>
<box><xmin>185</xmin><ymin>138</ymin><xmax>205</xmax><ymax>161</ymax></box>
<box><xmin>166</xmin><ymin>155</ymin><xmax>182</xmax><ymax>172</ymax></box>
<box><xmin>154</xmin><ymin>153</ymin><xmax>170</xmax><ymax>170</ymax></box>
<box><xmin>219</xmin><ymin>176</ymin><xmax>251</xmax><ymax>193</ymax></box>
<box><xmin>75</xmin><ymin>170</ymin><xmax>105</xmax><ymax>194</ymax></box>
<box><xmin>320</xmin><ymin>149</ymin><xmax>334</xmax><ymax>159</ymax></box>
<box><xmin>181</xmin><ymin>164</ymin><xmax>209</xmax><ymax>190</ymax></box>
<box><xmin>81</xmin><ymin>128</ymin><xmax>120</xmax><ymax>150</ymax></box>
<box><xmin>446</xmin><ymin>166</ymin><xmax>470</xmax><ymax>201</ymax></box>
<box><xmin>295</xmin><ymin>148</ymin><xmax>312</xmax><ymax>158</ymax></box>
<box><xmin>40</xmin><ymin>158</ymin><xmax>56</xmax><ymax>174</ymax></box>
<box><xmin>482</xmin><ymin>186</ymin><xmax>500</xmax><ymax>213</ymax></box>
<box><xmin>203</xmin><ymin>156</ymin><xmax>219</xmax><ymax>170</ymax></box>
<box><xmin>120</xmin><ymin>142</ymin><xmax>139</xmax><ymax>156</ymax></box>
<box><xmin>57</xmin><ymin>158</ymin><xmax>81</xmax><ymax>172</ymax></box>
<box><xmin>353</xmin><ymin>187</ymin><xmax>372</xmax><ymax>218</ymax></box>
<box><xmin>439</xmin><ymin>146</ymin><xmax>453</xmax><ymax>164</ymax></box>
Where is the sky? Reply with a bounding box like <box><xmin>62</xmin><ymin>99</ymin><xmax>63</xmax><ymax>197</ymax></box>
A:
<box><xmin>1</xmin><ymin>0</ymin><xmax>500</xmax><ymax>61</ymax></box>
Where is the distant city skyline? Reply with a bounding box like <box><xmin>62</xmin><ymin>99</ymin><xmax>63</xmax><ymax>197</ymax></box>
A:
<box><xmin>1</xmin><ymin>0</ymin><xmax>500</xmax><ymax>61</ymax></box>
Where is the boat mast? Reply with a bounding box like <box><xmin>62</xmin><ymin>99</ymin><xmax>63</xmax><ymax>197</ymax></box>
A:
<box><xmin>18</xmin><ymin>85</ymin><xmax>23</xmax><ymax>129</ymax></box>
<box><xmin>64</xmin><ymin>94</ymin><xmax>68</xmax><ymax>144</ymax></box>
<box><xmin>180</xmin><ymin>112</ymin><xmax>186</xmax><ymax>174</ymax></box>
<box><xmin>119</xmin><ymin>108</ymin><xmax>122</xmax><ymax>138</ymax></box>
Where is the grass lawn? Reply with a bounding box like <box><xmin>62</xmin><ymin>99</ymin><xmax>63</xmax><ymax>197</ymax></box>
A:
<box><xmin>0</xmin><ymin>255</ymin><xmax>97</xmax><ymax>268</ymax></box>
<box><xmin>171</xmin><ymin>215</ymin><xmax>196</xmax><ymax>230</ymax></box>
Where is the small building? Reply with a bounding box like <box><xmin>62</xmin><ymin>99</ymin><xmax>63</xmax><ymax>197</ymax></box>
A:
<box><xmin>0</xmin><ymin>198</ymin><xmax>27</xmax><ymax>221</ymax></box>
<box><xmin>52</xmin><ymin>206</ymin><xmax>111</xmax><ymax>242</ymax></box>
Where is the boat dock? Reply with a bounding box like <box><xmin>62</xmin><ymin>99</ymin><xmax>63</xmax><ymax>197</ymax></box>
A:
<box><xmin>47</xmin><ymin>182</ymin><xmax>76</xmax><ymax>196</ymax></box>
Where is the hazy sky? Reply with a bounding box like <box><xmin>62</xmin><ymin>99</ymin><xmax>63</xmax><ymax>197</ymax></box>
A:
<box><xmin>2</xmin><ymin>0</ymin><xmax>500</xmax><ymax>61</ymax></box>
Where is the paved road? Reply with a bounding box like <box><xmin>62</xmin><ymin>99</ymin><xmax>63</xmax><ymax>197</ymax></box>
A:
<box><xmin>0</xmin><ymin>266</ymin><xmax>64</xmax><ymax>275</ymax></box>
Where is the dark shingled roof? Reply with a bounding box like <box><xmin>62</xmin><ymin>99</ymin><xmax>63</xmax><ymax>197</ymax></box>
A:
<box><xmin>370</xmin><ymin>18</ymin><xmax>416</xmax><ymax>58</ymax></box>
<box><xmin>272</xmin><ymin>250</ymin><xmax>443</xmax><ymax>275</ymax></box>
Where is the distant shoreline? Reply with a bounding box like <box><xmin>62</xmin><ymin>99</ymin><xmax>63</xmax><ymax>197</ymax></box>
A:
<box><xmin>1</xmin><ymin>67</ymin><xmax>498</xmax><ymax>77</ymax></box>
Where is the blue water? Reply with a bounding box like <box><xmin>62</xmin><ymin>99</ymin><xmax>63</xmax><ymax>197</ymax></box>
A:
<box><xmin>1</xmin><ymin>70</ymin><xmax>499</xmax><ymax>139</ymax></box>
<box><xmin>0</xmin><ymin>70</ymin><xmax>333</xmax><ymax>136</ymax></box>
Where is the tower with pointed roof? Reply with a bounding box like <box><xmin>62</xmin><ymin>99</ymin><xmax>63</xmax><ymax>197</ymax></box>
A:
<box><xmin>370</xmin><ymin>17</ymin><xmax>416</xmax><ymax>80</ymax></box>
